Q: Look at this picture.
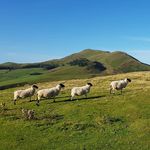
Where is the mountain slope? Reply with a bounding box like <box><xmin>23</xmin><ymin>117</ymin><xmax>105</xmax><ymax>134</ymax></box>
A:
<box><xmin>57</xmin><ymin>49</ymin><xmax>150</xmax><ymax>74</ymax></box>
<box><xmin>0</xmin><ymin>49</ymin><xmax>149</xmax><ymax>89</ymax></box>
<box><xmin>1</xmin><ymin>49</ymin><xmax>149</xmax><ymax>73</ymax></box>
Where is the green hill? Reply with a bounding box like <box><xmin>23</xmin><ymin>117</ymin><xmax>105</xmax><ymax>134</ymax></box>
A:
<box><xmin>0</xmin><ymin>49</ymin><xmax>150</xmax><ymax>89</ymax></box>
<box><xmin>60</xmin><ymin>49</ymin><xmax>150</xmax><ymax>73</ymax></box>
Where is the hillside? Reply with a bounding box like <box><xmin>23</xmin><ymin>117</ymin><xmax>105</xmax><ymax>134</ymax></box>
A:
<box><xmin>60</xmin><ymin>49</ymin><xmax>150</xmax><ymax>73</ymax></box>
<box><xmin>0</xmin><ymin>49</ymin><xmax>150</xmax><ymax>89</ymax></box>
<box><xmin>0</xmin><ymin>72</ymin><xmax>149</xmax><ymax>150</ymax></box>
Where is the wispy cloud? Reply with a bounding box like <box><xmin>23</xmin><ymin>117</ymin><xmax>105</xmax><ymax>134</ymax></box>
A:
<box><xmin>127</xmin><ymin>50</ymin><xmax>150</xmax><ymax>64</ymax></box>
<box><xmin>126</xmin><ymin>36</ymin><xmax>150</xmax><ymax>42</ymax></box>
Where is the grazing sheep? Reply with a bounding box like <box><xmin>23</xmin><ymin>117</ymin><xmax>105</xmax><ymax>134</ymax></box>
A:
<box><xmin>36</xmin><ymin>83</ymin><xmax>65</xmax><ymax>105</ymax></box>
<box><xmin>110</xmin><ymin>78</ymin><xmax>131</xmax><ymax>94</ymax></box>
<box><xmin>13</xmin><ymin>85</ymin><xmax>38</xmax><ymax>105</ymax></box>
<box><xmin>71</xmin><ymin>83</ymin><xmax>93</xmax><ymax>100</ymax></box>
<box><xmin>22</xmin><ymin>109</ymin><xmax>35</xmax><ymax>120</ymax></box>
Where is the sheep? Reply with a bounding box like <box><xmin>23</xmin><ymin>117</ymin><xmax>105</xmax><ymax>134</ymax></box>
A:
<box><xmin>71</xmin><ymin>83</ymin><xmax>93</xmax><ymax>100</ymax></box>
<box><xmin>110</xmin><ymin>78</ymin><xmax>131</xmax><ymax>94</ymax></box>
<box><xmin>13</xmin><ymin>85</ymin><xmax>38</xmax><ymax>105</ymax></box>
<box><xmin>22</xmin><ymin>109</ymin><xmax>35</xmax><ymax>120</ymax></box>
<box><xmin>36</xmin><ymin>83</ymin><xmax>65</xmax><ymax>105</ymax></box>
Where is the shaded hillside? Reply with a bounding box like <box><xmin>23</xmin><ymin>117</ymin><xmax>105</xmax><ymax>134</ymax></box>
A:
<box><xmin>0</xmin><ymin>61</ymin><xmax>59</xmax><ymax>70</ymax></box>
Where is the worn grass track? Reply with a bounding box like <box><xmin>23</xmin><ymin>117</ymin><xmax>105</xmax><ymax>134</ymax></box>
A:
<box><xmin>0</xmin><ymin>71</ymin><xmax>150</xmax><ymax>150</ymax></box>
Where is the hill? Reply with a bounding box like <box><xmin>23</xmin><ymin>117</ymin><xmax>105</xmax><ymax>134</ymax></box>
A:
<box><xmin>60</xmin><ymin>49</ymin><xmax>150</xmax><ymax>73</ymax></box>
<box><xmin>0</xmin><ymin>72</ymin><xmax>149</xmax><ymax>150</ymax></box>
<box><xmin>0</xmin><ymin>49</ymin><xmax>150</xmax><ymax>89</ymax></box>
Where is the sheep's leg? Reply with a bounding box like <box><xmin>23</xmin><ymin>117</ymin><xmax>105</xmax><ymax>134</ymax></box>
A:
<box><xmin>36</xmin><ymin>100</ymin><xmax>40</xmax><ymax>106</ymax></box>
<box><xmin>85</xmin><ymin>94</ymin><xmax>87</xmax><ymax>99</ymax></box>
<box><xmin>13</xmin><ymin>99</ymin><xmax>16</xmax><ymax>105</ymax></box>
<box><xmin>36</xmin><ymin>95</ymin><xmax>40</xmax><ymax>106</ymax></box>
<box><xmin>110</xmin><ymin>88</ymin><xmax>115</xmax><ymax>94</ymax></box>
<box><xmin>111</xmin><ymin>88</ymin><xmax>116</xmax><ymax>94</ymax></box>
<box><xmin>71</xmin><ymin>94</ymin><xmax>75</xmax><ymax>101</ymax></box>
<box><xmin>70</xmin><ymin>96</ymin><xmax>72</xmax><ymax>101</ymax></box>
<box><xmin>113</xmin><ymin>90</ymin><xmax>115</xmax><ymax>94</ymax></box>
<box><xmin>53</xmin><ymin>97</ymin><xmax>56</xmax><ymax>102</ymax></box>
<box><xmin>110</xmin><ymin>87</ymin><xmax>113</xmax><ymax>94</ymax></box>
<box><xmin>13</xmin><ymin>95</ymin><xmax>18</xmax><ymax>105</ymax></box>
<box><xmin>121</xmin><ymin>89</ymin><xmax>123</xmax><ymax>94</ymax></box>
<box><xmin>29</xmin><ymin>96</ymin><xmax>31</xmax><ymax>102</ymax></box>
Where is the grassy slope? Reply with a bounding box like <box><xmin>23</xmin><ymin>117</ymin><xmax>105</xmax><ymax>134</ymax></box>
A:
<box><xmin>0</xmin><ymin>71</ymin><xmax>149</xmax><ymax>150</ymax></box>
<box><xmin>0</xmin><ymin>68</ymin><xmax>47</xmax><ymax>86</ymax></box>
<box><xmin>0</xmin><ymin>66</ymin><xmax>98</xmax><ymax>87</ymax></box>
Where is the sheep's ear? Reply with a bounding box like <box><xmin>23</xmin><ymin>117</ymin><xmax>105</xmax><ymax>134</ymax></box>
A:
<box><xmin>127</xmin><ymin>78</ymin><xmax>131</xmax><ymax>82</ymax></box>
<box><xmin>87</xmin><ymin>83</ymin><xmax>93</xmax><ymax>86</ymax></box>
<box><xmin>33</xmin><ymin>85</ymin><xmax>38</xmax><ymax>89</ymax></box>
<box><xmin>59</xmin><ymin>83</ymin><xmax>65</xmax><ymax>87</ymax></box>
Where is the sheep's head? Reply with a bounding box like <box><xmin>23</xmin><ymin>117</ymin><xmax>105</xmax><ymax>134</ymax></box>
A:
<box><xmin>32</xmin><ymin>85</ymin><xmax>39</xmax><ymax>89</ymax></box>
<box><xmin>125</xmin><ymin>78</ymin><xmax>131</xmax><ymax>82</ymax></box>
<box><xmin>59</xmin><ymin>83</ymin><xmax>65</xmax><ymax>88</ymax></box>
<box><xmin>127</xmin><ymin>78</ymin><xmax>131</xmax><ymax>82</ymax></box>
<box><xmin>87</xmin><ymin>83</ymin><xmax>93</xmax><ymax>86</ymax></box>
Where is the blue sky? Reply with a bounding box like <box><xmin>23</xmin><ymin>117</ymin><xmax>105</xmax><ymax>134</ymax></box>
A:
<box><xmin>0</xmin><ymin>0</ymin><xmax>150</xmax><ymax>64</ymax></box>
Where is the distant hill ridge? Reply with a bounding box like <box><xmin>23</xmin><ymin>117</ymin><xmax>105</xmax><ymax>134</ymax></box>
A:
<box><xmin>0</xmin><ymin>49</ymin><xmax>150</xmax><ymax>89</ymax></box>
<box><xmin>1</xmin><ymin>49</ymin><xmax>149</xmax><ymax>74</ymax></box>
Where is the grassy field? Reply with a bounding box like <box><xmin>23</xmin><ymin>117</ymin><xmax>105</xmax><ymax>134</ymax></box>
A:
<box><xmin>0</xmin><ymin>66</ymin><xmax>98</xmax><ymax>88</ymax></box>
<box><xmin>0</xmin><ymin>71</ymin><xmax>150</xmax><ymax>150</ymax></box>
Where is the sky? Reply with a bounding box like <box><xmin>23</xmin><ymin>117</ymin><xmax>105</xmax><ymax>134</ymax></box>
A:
<box><xmin>0</xmin><ymin>0</ymin><xmax>150</xmax><ymax>64</ymax></box>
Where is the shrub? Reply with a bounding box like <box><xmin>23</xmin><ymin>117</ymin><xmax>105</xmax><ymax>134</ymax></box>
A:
<box><xmin>69</xmin><ymin>58</ymin><xmax>89</xmax><ymax>66</ymax></box>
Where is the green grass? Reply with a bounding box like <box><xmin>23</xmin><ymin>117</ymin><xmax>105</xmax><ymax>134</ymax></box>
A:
<box><xmin>0</xmin><ymin>68</ymin><xmax>47</xmax><ymax>86</ymax></box>
<box><xmin>0</xmin><ymin>66</ymin><xmax>100</xmax><ymax>88</ymax></box>
<box><xmin>0</xmin><ymin>71</ymin><xmax>150</xmax><ymax>150</ymax></box>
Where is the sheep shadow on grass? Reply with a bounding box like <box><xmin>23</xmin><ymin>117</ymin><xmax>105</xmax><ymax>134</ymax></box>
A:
<box><xmin>26</xmin><ymin>95</ymin><xmax>106</xmax><ymax>105</ymax></box>
<box><xmin>55</xmin><ymin>95</ymin><xmax>106</xmax><ymax>103</ymax></box>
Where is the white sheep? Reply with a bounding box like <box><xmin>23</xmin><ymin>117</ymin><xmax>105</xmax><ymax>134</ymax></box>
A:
<box><xmin>71</xmin><ymin>83</ymin><xmax>93</xmax><ymax>100</ymax></box>
<box><xmin>36</xmin><ymin>83</ymin><xmax>65</xmax><ymax>105</ymax></box>
<box><xmin>13</xmin><ymin>85</ymin><xmax>38</xmax><ymax>105</ymax></box>
<box><xmin>110</xmin><ymin>78</ymin><xmax>131</xmax><ymax>94</ymax></box>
